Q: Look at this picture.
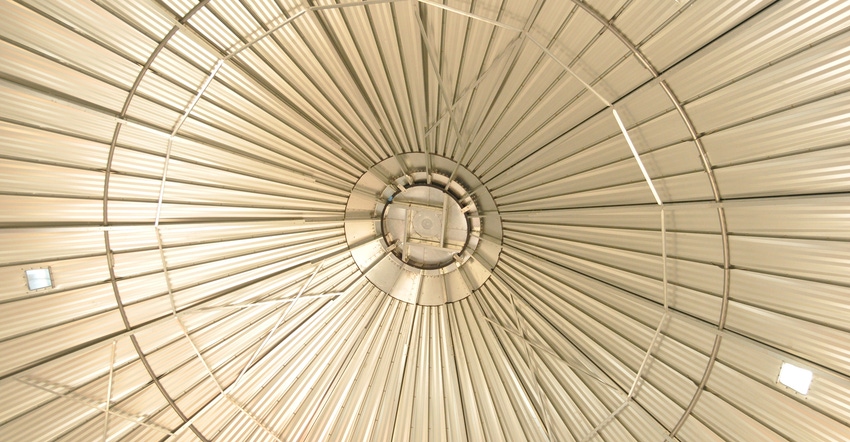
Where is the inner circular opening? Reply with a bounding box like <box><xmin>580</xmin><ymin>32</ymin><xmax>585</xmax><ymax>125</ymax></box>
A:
<box><xmin>381</xmin><ymin>185</ymin><xmax>469</xmax><ymax>269</ymax></box>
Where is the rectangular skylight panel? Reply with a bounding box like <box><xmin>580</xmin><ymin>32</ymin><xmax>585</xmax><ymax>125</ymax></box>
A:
<box><xmin>26</xmin><ymin>268</ymin><xmax>52</xmax><ymax>290</ymax></box>
<box><xmin>779</xmin><ymin>362</ymin><xmax>813</xmax><ymax>395</ymax></box>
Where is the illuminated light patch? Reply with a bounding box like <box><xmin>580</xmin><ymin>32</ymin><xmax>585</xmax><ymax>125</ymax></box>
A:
<box><xmin>26</xmin><ymin>268</ymin><xmax>53</xmax><ymax>291</ymax></box>
<box><xmin>779</xmin><ymin>362</ymin><xmax>813</xmax><ymax>395</ymax></box>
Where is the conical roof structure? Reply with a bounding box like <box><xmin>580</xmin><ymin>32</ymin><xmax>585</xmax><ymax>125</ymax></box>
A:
<box><xmin>1</xmin><ymin>1</ymin><xmax>850</xmax><ymax>440</ymax></box>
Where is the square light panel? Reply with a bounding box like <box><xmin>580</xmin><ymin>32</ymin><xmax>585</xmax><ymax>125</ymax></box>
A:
<box><xmin>26</xmin><ymin>268</ymin><xmax>52</xmax><ymax>291</ymax></box>
<box><xmin>778</xmin><ymin>362</ymin><xmax>813</xmax><ymax>395</ymax></box>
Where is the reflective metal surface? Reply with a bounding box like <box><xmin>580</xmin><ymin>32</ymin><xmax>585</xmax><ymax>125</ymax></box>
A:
<box><xmin>1</xmin><ymin>0</ymin><xmax>850</xmax><ymax>440</ymax></box>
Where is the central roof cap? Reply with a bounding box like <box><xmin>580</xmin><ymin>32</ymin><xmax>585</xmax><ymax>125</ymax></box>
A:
<box><xmin>344</xmin><ymin>153</ymin><xmax>502</xmax><ymax>305</ymax></box>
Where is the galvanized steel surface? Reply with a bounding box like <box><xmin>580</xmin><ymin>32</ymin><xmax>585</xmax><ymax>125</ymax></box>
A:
<box><xmin>1</xmin><ymin>0</ymin><xmax>849</xmax><ymax>440</ymax></box>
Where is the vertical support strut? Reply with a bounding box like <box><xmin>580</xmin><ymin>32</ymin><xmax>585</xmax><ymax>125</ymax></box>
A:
<box><xmin>560</xmin><ymin>1</ymin><xmax>730</xmax><ymax>438</ymax></box>
<box><xmin>233</xmin><ymin>262</ymin><xmax>324</xmax><ymax>387</ymax></box>
<box><xmin>579</xmin><ymin>208</ymin><xmax>670</xmax><ymax>441</ymax></box>
<box><xmin>102</xmin><ymin>340</ymin><xmax>117</xmax><ymax>441</ymax></box>
<box><xmin>412</xmin><ymin>1</ymin><xmax>485</xmax><ymax>184</ymax></box>
<box><xmin>101</xmin><ymin>2</ymin><xmax>214</xmax><ymax>439</ymax></box>
<box><xmin>510</xmin><ymin>292</ymin><xmax>553</xmax><ymax>440</ymax></box>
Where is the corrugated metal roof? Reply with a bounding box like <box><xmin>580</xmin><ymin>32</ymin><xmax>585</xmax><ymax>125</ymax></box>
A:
<box><xmin>1</xmin><ymin>0</ymin><xmax>849</xmax><ymax>440</ymax></box>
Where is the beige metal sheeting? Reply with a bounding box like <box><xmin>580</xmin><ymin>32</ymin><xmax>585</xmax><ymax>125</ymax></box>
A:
<box><xmin>1</xmin><ymin>0</ymin><xmax>849</xmax><ymax>440</ymax></box>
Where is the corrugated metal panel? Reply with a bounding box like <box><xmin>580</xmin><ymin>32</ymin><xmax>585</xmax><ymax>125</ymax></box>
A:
<box><xmin>610</xmin><ymin>0</ymin><xmax>682</xmax><ymax>46</ymax></box>
<box><xmin>684</xmin><ymin>32</ymin><xmax>850</xmax><ymax>133</ymax></box>
<box><xmin>664</xmin><ymin>1</ymin><xmax>850</xmax><ymax>102</ymax></box>
<box><xmin>701</xmin><ymin>91</ymin><xmax>850</xmax><ymax>168</ymax></box>
<box><xmin>0</xmin><ymin>40</ymin><xmax>127</xmax><ymax>112</ymax></box>
<box><xmin>0</xmin><ymin>79</ymin><xmax>118</xmax><ymax>142</ymax></box>
<box><xmin>640</xmin><ymin>0</ymin><xmax>774</xmax><ymax>70</ymax></box>
<box><xmin>0</xmin><ymin>121</ymin><xmax>111</xmax><ymax>170</ymax></box>
<box><xmin>0</xmin><ymin>1</ymin><xmax>141</xmax><ymax>88</ymax></box>
<box><xmin>2</xmin><ymin>0</ymin><xmax>850</xmax><ymax>440</ymax></box>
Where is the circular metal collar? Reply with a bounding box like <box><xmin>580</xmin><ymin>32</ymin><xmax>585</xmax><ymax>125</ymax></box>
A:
<box><xmin>344</xmin><ymin>153</ymin><xmax>502</xmax><ymax>305</ymax></box>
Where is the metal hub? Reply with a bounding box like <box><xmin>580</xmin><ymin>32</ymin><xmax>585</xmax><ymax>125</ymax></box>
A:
<box><xmin>344</xmin><ymin>153</ymin><xmax>503</xmax><ymax>305</ymax></box>
<box><xmin>382</xmin><ymin>185</ymin><xmax>468</xmax><ymax>269</ymax></box>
